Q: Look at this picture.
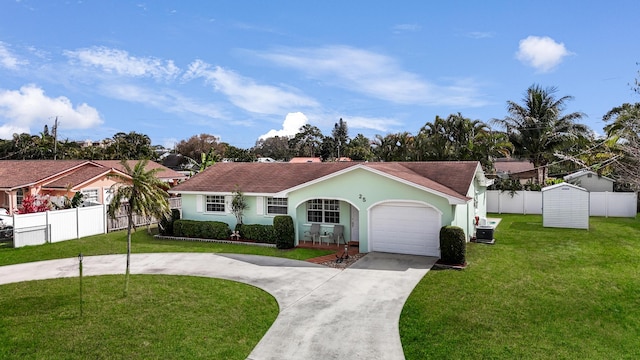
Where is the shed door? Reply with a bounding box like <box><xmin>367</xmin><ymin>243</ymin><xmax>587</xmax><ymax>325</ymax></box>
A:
<box><xmin>370</xmin><ymin>202</ymin><xmax>441</xmax><ymax>257</ymax></box>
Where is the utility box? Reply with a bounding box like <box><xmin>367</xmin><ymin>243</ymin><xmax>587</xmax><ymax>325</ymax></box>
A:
<box><xmin>542</xmin><ymin>183</ymin><xmax>589</xmax><ymax>229</ymax></box>
<box><xmin>475</xmin><ymin>225</ymin><xmax>494</xmax><ymax>241</ymax></box>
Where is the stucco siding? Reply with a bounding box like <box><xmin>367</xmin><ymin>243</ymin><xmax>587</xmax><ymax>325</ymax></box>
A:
<box><xmin>288</xmin><ymin>168</ymin><xmax>456</xmax><ymax>252</ymax></box>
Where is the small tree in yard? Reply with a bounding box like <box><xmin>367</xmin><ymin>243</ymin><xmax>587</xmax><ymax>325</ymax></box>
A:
<box><xmin>231</xmin><ymin>187</ymin><xmax>248</xmax><ymax>230</ymax></box>
<box><xmin>439</xmin><ymin>226</ymin><xmax>466</xmax><ymax>265</ymax></box>
<box><xmin>108</xmin><ymin>159</ymin><xmax>170</xmax><ymax>297</ymax></box>
<box><xmin>274</xmin><ymin>215</ymin><xmax>295</xmax><ymax>249</ymax></box>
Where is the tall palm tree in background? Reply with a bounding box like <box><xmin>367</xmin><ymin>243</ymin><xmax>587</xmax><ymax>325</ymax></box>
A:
<box><xmin>493</xmin><ymin>84</ymin><xmax>589</xmax><ymax>183</ymax></box>
<box><xmin>108</xmin><ymin>159</ymin><xmax>171</xmax><ymax>296</ymax></box>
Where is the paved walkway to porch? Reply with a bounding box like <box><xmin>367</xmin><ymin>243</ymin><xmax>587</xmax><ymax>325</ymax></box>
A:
<box><xmin>300</xmin><ymin>241</ymin><xmax>361</xmax><ymax>265</ymax></box>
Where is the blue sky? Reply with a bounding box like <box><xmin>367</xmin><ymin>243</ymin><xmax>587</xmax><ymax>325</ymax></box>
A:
<box><xmin>1</xmin><ymin>1</ymin><xmax>639</xmax><ymax>149</ymax></box>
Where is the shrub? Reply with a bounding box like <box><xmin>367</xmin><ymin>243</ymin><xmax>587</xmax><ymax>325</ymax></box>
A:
<box><xmin>439</xmin><ymin>226</ymin><xmax>466</xmax><ymax>265</ymax></box>
<box><xmin>238</xmin><ymin>224</ymin><xmax>278</xmax><ymax>244</ymax></box>
<box><xmin>274</xmin><ymin>215</ymin><xmax>295</xmax><ymax>249</ymax></box>
<box><xmin>159</xmin><ymin>209</ymin><xmax>181</xmax><ymax>236</ymax></box>
<box><xmin>173</xmin><ymin>220</ymin><xmax>231</xmax><ymax>240</ymax></box>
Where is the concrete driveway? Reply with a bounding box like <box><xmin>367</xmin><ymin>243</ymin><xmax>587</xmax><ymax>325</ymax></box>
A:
<box><xmin>0</xmin><ymin>252</ymin><xmax>437</xmax><ymax>360</ymax></box>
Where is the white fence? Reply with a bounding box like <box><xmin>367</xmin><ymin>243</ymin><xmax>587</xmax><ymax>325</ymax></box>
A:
<box><xmin>12</xmin><ymin>205</ymin><xmax>107</xmax><ymax>248</ymax></box>
<box><xmin>487</xmin><ymin>190</ymin><xmax>637</xmax><ymax>217</ymax></box>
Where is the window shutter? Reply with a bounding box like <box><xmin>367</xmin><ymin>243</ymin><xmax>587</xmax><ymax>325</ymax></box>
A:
<box><xmin>256</xmin><ymin>197</ymin><xmax>264</xmax><ymax>215</ymax></box>
<box><xmin>225</xmin><ymin>195</ymin><xmax>232</xmax><ymax>213</ymax></box>
<box><xmin>196</xmin><ymin>195</ymin><xmax>203</xmax><ymax>213</ymax></box>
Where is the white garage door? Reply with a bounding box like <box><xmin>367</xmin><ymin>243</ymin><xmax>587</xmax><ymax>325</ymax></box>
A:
<box><xmin>370</xmin><ymin>202</ymin><xmax>441</xmax><ymax>256</ymax></box>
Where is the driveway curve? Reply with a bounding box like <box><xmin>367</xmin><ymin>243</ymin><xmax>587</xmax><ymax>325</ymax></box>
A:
<box><xmin>0</xmin><ymin>252</ymin><xmax>436</xmax><ymax>360</ymax></box>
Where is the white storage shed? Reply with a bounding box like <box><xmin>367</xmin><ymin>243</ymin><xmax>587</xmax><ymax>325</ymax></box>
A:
<box><xmin>542</xmin><ymin>183</ymin><xmax>589</xmax><ymax>229</ymax></box>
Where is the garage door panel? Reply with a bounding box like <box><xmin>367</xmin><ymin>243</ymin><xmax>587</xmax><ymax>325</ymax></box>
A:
<box><xmin>370</xmin><ymin>203</ymin><xmax>440</xmax><ymax>257</ymax></box>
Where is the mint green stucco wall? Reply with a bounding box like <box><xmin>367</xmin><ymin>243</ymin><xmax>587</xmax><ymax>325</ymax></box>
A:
<box><xmin>287</xmin><ymin>168</ymin><xmax>458</xmax><ymax>253</ymax></box>
<box><xmin>180</xmin><ymin>194</ymin><xmax>280</xmax><ymax>229</ymax></box>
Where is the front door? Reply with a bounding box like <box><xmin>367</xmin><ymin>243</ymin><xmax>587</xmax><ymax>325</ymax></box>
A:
<box><xmin>350</xmin><ymin>205</ymin><xmax>359</xmax><ymax>242</ymax></box>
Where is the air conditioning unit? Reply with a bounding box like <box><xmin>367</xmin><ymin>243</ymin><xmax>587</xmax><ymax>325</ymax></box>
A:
<box><xmin>475</xmin><ymin>225</ymin><xmax>494</xmax><ymax>243</ymax></box>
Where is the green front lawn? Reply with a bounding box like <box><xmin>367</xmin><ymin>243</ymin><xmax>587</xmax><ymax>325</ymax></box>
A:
<box><xmin>401</xmin><ymin>214</ymin><xmax>640</xmax><ymax>359</ymax></box>
<box><xmin>0</xmin><ymin>275</ymin><xmax>278</xmax><ymax>359</ymax></box>
<box><xmin>0</xmin><ymin>228</ymin><xmax>333</xmax><ymax>266</ymax></box>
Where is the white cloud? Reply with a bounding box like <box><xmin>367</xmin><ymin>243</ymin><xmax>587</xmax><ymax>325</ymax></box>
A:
<box><xmin>184</xmin><ymin>60</ymin><xmax>318</xmax><ymax>114</ymax></box>
<box><xmin>466</xmin><ymin>31</ymin><xmax>494</xmax><ymax>39</ymax></box>
<box><xmin>0</xmin><ymin>41</ymin><xmax>27</xmax><ymax>70</ymax></box>
<box><xmin>516</xmin><ymin>36</ymin><xmax>572</xmax><ymax>73</ymax></box>
<box><xmin>0</xmin><ymin>84</ymin><xmax>103</xmax><ymax>139</ymax></box>
<box><xmin>259</xmin><ymin>112</ymin><xmax>308</xmax><ymax>140</ymax></box>
<box><xmin>102</xmin><ymin>83</ymin><xmax>226</xmax><ymax>120</ymax></box>
<box><xmin>393</xmin><ymin>24</ymin><xmax>421</xmax><ymax>33</ymax></box>
<box><xmin>64</xmin><ymin>46</ymin><xmax>180</xmax><ymax>80</ymax></box>
<box><xmin>344</xmin><ymin>115</ymin><xmax>401</xmax><ymax>133</ymax></box>
<box><xmin>256</xmin><ymin>45</ymin><xmax>486</xmax><ymax>107</ymax></box>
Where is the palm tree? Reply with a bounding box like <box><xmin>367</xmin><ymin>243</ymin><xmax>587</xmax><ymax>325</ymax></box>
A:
<box><xmin>107</xmin><ymin>159</ymin><xmax>171</xmax><ymax>296</ymax></box>
<box><xmin>493</xmin><ymin>84</ymin><xmax>589</xmax><ymax>183</ymax></box>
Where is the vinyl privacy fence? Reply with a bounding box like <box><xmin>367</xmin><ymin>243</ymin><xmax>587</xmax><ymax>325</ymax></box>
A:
<box><xmin>13</xmin><ymin>205</ymin><xmax>107</xmax><ymax>248</ymax></box>
<box><xmin>487</xmin><ymin>190</ymin><xmax>637</xmax><ymax>218</ymax></box>
<box><xmin>10</xmin><ymin>198</ymin><xmax>182</xmax><ymax>248</ymax></box>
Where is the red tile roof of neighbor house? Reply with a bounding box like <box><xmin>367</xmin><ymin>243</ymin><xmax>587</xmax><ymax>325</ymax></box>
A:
<box><xmin>493</xmin><ymin>159</ymin><xmax>534</xmax><ymax>174</ymax></box>
<box><xmin>169</xmin><ymin>161</ymin><xmax>480</xmax><ymax>201</ymax></box>
<box><xmin>0</xmin><ymin>160</ymin><xmax>186</xmax><ymax>190</ymax></box>
<box><xmin>0</xmin><ymin>160</ymin><xmax>89</xmax><ymax>189</ymax></box>
<box><xmin>93</xmin><ymin>160</ymin><xmax>187</xmax><ymax>181</ymax></box>
<box><xmin>42</xmin><ymin>164</ymin><xmax>118</xmax><ymax>189</ymax></box>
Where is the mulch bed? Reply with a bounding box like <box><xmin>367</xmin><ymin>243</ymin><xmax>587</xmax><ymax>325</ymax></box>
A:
<box><xmin>320</xmin><ymin>253</ymin><xmax>367</xmax><ymax>269</ymax></box>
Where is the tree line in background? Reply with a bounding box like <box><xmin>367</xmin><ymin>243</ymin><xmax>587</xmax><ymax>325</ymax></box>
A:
<box><xmin>1</xmin><ymin>77</ymin><xmax>639</xmax><ymax>190</ymax></box>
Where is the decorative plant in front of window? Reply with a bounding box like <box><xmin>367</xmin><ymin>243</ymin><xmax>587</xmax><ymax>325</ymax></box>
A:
<box><xmin>231</xmin><ymin>187</ymin><xmax>248</xmax><ymax>227</ymax></box>
<box><xmin>16</xmin><ymin>194</ymin><xmax>51</xmax><ymax>214</ymax></box>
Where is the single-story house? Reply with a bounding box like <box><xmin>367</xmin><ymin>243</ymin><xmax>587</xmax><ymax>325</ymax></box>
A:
<box><xmin>563</xmin><ymin>170</ymin><xmax>614</xmax><ymax>192</ymax></box>
<box><xmin>492</xmin><ymin>158</ymin><xmax>538</xmax><ymax>183</ymax></box>
<box><xmin>168</xmin><ymin>161</ymin><xmax>492</xmax><ymax>257</ymax></box>
<box><xmin>0</xmin><ymin>160</ymin><xmax>186</xmax><ymax>214</ymax></box>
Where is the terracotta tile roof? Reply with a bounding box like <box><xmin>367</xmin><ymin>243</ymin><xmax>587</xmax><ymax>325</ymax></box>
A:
<box><xmin>0</xmin><ymin>160</ymin><xmax>90</xmax><ymax>189</ymax></box>
<box><xmin>43</xmin><ymin>164</ymin><xmax>114</xmax><ymax>189</ymax></box>
<box><xmin>170</xmin><ymin>161</ymin><xmax>480</xmax><ymax>201</ymax></box>
<box><xmin>93</xmin><ymin>160</ymin><xmax>187</xmax><ymax>181</ymax></box>
<box><xmin>0</xmin><ymin>159</ymin><xmax>186</xmax><ymax>190</ymax></box>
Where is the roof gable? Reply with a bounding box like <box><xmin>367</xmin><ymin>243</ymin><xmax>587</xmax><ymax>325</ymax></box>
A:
<box><xmin>0</xmin><ymin>160</ymin><xmax>94</xmax><ymax>190</ymax></box>
<box><xmin>563</xmin><ymin>170</ymin><xmax>614</xmax><ymax>183</ymax></box>
<box><xmin>0</xmin><ymin>160</ymin><xmax>185</xmax><ymax>191</ymax></box>
<box><xmin>93</xmin><ymin>160</ymin><xmax>187</xmax><ymax>181</ymax></box>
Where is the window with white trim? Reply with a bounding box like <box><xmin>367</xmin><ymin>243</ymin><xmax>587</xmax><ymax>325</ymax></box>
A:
<box><xmin>206</xmin><ymin>195</ymin><xmax>225</xmax><ymax>212</ymax></box>
<box><xmin>16</xmin><ymin>188</ymin><xmax>24</xmax><ymax>206</ymax></box>
<box><xmin>267</xmin><ymin>197</ymin><xmax>288</xmax><ymax>215</ymax></box>
<box><xmin>307</xmin><ymin>199</ymin><xmax>340</xmax><ymax>223</ymax></box>
<box><xmin>81</xmin><ymin>189</ymin><xmax>99</xmax><ymax>203</ymax></box>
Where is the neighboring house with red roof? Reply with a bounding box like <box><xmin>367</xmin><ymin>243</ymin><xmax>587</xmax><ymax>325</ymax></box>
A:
<box><xmin>492</xmin><ymin>158</ymin><xmax>538</xmax><ymax>183</ymax></box>
<box><xmin>169</xmin><ymin>161</ymin><xmax>492</xmax><ymax>257</ymax></box>
<box><xmin>0</xmin><ymin>160</ymin><xmax>186</xmax><ymax>214</ymax></box>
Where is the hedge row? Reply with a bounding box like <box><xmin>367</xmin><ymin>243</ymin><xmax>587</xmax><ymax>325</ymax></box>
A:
<box><xmin>238</xmin><ymin>224</ymin><xmax>277</xmax><ymax>243</ymax></box>
<box><xmin>173</xmin><ymin>219</ymin><xmax>231</xmax><ymax>240</ymax></box>
<box><xmin>168</xmin><ymin>216</ymin><xmax>295</xmax><ymax>249</ymax></box>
